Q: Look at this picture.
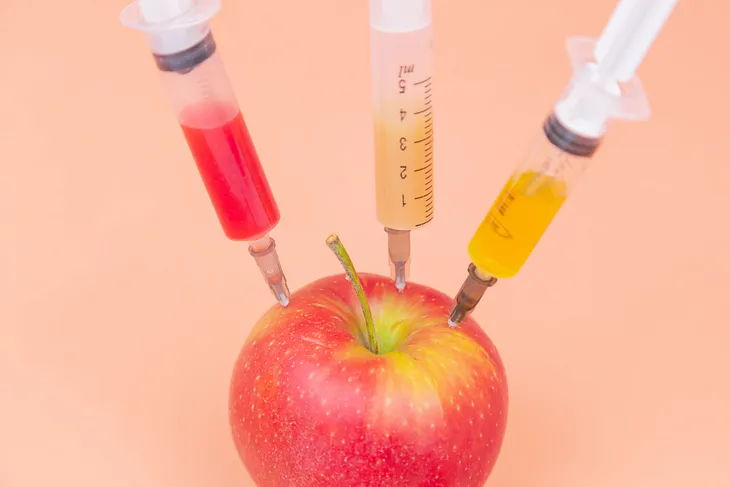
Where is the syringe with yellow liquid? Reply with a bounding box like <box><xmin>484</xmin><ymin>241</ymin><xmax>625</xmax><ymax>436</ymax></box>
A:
<box><xmin>369</xmin><ymin>0</ymin><xmax>435</xmax><ymax>291</ymax></box>
<box><xmin>448</xmin><ymin>0</ymin><xmax>679</xmax><ymax>326</ymax></box>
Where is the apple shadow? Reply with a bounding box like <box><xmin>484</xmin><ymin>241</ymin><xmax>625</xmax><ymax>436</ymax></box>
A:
<box><xmin>487</xmin><ymin>386</ymin><xmax>589</xmax><ymax>487</ymax></box>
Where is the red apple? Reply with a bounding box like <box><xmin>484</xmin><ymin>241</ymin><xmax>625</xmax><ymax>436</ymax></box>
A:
<box><xmin>228</xmin><ymin>235</ymin><xmax>508</xmax><ymax>487</ymax></box>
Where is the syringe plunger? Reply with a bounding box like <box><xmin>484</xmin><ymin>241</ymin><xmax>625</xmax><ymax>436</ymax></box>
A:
<box><xmin>594</xmin><ymin>0</ymin><xmax>678</xmax><ymax>82</ymax></box>
<box><xmin>554</xmin><ymin>0</ymin><xmax>678</xmax><ymax>138</ymax></box>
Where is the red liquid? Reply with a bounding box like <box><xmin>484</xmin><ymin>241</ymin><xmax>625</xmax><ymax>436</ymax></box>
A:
<box><xmin>179</xmin><ymin>101</ymin><xmax>280</xmax><ymax>241</ymax></box>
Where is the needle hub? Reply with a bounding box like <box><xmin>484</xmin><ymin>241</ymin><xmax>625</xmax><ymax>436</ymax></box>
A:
<box><xmin>249</xmin><ymin>236</ymin><xmax>291</xmax><ymax>307</ymax></box>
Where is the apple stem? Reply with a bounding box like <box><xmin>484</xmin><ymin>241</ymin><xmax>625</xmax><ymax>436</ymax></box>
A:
<box><xmin>326</xmin><ymin>234</ymin><xmax>379</xmax><ymax>355</ymax></box>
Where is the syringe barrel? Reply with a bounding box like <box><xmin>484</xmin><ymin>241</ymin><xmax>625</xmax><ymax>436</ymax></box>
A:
<box><xmin>467</xmin><ymin>114</ymin><xmax>601</xmax><ymax>279</ymax></box>
<box><xmin>154</xmin><ymin>34</ymin><xmax>237</xmax><ymax>121</ymax></box>
<box><xmin>167</xmin><ymin>45</ymin><xmax>281</xmax><ymax>242</ymax></box>
<box><xmin>120</xmin><ymin>0</ymin><xmax>280</xmax><ymax>242</ymax></box>
<box><xmin>370</xmin><ymin>4</ymin><xmax>435</xmax><ymax>231</ymax></box>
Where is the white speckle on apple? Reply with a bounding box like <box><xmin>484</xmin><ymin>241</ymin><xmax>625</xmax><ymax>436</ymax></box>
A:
<box><xmin>251</xmin><ymin>404</ymin><xmax>255</xmax><ymax>412</ymax></box>
<box><xmin>308</xmin><ymin>372</ymin><xmax>315</xmax><ymax>380</ymax></box>
<box><xmin>384</xmin><ymin>396</ymin><xmax>392</xmax><ymax>407</ymax></box>
<box><xmin>355</xmin><ymin>387</ymin><xmax>361</xmax><ymax>394</ymax></box>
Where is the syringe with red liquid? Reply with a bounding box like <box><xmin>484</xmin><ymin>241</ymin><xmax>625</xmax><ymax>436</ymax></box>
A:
<box><xmin>120</xmin><ymin>0</ymin><xmax>290</xmax><ymax>306</ymax></box>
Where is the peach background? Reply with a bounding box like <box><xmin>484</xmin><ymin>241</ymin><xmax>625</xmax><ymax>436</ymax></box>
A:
<box><xmin>2</xmin><ymin>0</ymin><xmax>729</xmax><ymax>485</ymax></box>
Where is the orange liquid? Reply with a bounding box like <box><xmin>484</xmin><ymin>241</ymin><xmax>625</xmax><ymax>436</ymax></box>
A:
<box><xmin>371</xmin><ymin>26</ymin><xmax>434</xmax><ymax>230</ymax></box>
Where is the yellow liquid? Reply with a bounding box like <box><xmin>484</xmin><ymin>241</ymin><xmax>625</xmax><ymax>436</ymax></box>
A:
<box><xmin>468</xmin><ymin>170</ymin><xmax>568</xmax><ymax>279</ymax></box>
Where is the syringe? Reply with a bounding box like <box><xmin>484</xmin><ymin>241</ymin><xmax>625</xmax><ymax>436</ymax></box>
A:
<box><xmin>120</xmin><ymin>0</ymin><xmax>290</xmax><ymax>306</ymax></box>
<box><xmin>369</xmin><ymin>0</ymin><xmax>435</xmax><ymax>292</ymax></box>
<box><xmin>448</xmin><ymin>0</ymin><xmax>678</xmax><ymax>326</ymax></box>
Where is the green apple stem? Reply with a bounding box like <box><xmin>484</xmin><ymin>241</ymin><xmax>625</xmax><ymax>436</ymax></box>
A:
<box><xmin>326</xmin><ymin>234</ymin><xmax>379</xmax><ymax>355</ymax></box>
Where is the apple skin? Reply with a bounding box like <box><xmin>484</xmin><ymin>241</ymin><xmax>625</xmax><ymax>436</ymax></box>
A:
<box><xmin>229</xmin><ymin>273</ymin><xmax>508</xmax><ymax>487</ymax></box>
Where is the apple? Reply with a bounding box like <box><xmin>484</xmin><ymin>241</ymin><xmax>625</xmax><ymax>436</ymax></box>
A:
<box><xmin>228</xmin><ymin>235</ymin><xmax>508</xmax><ymax>487</ymax></box>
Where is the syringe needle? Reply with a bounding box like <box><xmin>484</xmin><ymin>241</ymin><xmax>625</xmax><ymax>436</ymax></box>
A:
<box><xmin>447</xmin><ymin>0</ymin><xmax>677</xmax><ymax>326</ymax></box>
<box><xmin>121</xmin><ymin>0</ymin><xmax>292</xmax><ymax>307</ymax></box>
<box><xmin>385</xmin><ymin>228</ymin><xmax>410</xmax><ymax>292</ymax></box>
<box><xmin>447</xmin><ymin>264</ymin><xmax>497</xmax><ymax>326</ymax></box>
<box><xmin>249</xmin><ymin>236</ymin><xmax>290</xmax><ymax>307</ymax></box>
<box><xmin>370</xmin><ymin>0</ymin><xmax>435</xmax><ymax>292</ymax></box>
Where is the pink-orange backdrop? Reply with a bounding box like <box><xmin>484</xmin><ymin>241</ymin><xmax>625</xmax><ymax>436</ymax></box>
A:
<box><xmin>2</xmin><ymin>0</ymin><xmax>728</xmax><ymax>485</ymax></box>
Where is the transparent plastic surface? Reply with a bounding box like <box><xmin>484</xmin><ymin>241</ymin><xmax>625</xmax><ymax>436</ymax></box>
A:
<box><xmin>369</xmin><ymin>0</ymin><xmax>431</xmax><ymax>32</ymax></box>
<box><xmin>160</xmin><ymin>51</ymin><xmax>280</xmax><ymax>242</ymax></box>
<box><xmin>468</xmin><ymin>130</ymin><xmax>593</xmax><ymax>279</ymax></box>
<box><xmin>249</xmin><ymin>236</ymin><xmax>290</xmax><ymax>307</ymax></box>
<box><xmin>371</xmin><ymin>25</ymin><xmax>434</xmax><ymax>230</ymax></box>
<box><xmin>159</xmin><ymin>50</ymin><xmax>238</xmax><ymax>125</ymax></box>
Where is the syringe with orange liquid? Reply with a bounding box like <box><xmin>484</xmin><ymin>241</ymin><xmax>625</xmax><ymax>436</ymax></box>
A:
<box><xmin>369</xmin><ymin>0</ymin><xmax>435</xmax><ymax>291</ymax></box>
<box><xmin>448</xmin><ymin>0</ymin><xmax>679</xmax><ymax>326</ymax></box>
